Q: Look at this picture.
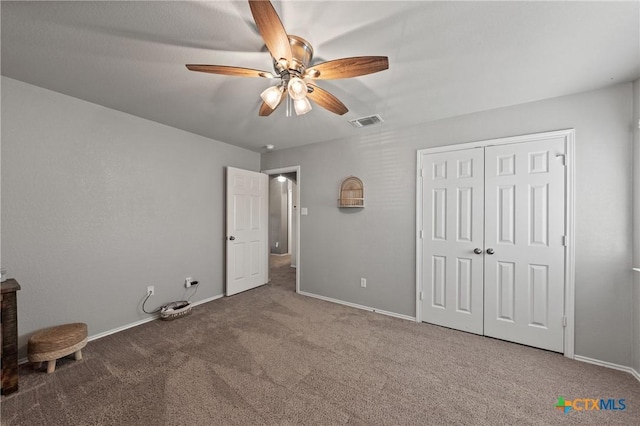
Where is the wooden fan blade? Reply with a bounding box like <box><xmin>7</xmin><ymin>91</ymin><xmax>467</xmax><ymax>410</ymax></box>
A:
<box><xmin>258</xmin><ymin>101</ymin><xmax>275</xmax><ymax>117</ymax></box>
<box><xmin>259</xmin><ymin>91</ymin><xmax>285</xmax><ymax>116</ymax></box>
<box><xmin>248</xmin><ymin>0</ymin><xmax>292</xmax><ymax>66</ymax></box>
<box><xmin>186</xmin><ymin>64</ymin><xmax>274</xmax><ymax>78</ymax></box>
<box><xmin>304</xmin><ymin>56</ymin><xmax>388</xmax><ymax>80</ymax></box>
<box><xmin>307</xmin><ymin>84</ymin><xmax>348</xmax><ymax>115</ymax></box>
<box><xmin>259</xmin><ymin>102</ymin><xmax>276</xmax><ymax>116</ymax></box>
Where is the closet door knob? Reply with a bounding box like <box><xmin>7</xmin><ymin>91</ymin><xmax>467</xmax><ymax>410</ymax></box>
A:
<box><xmin>473</xmin><ymin>248</ymin><xmax>483</xmax><ymax>254</ymax></box>
<box><xmin>486</xmin><ymin>248</ymin><xmax>495</xmax><ymax>255</ymax></box>
<box><xmin>229</xmin><ymin>236</ymin><xmax>235</xmax><ymax>241</ymax></box>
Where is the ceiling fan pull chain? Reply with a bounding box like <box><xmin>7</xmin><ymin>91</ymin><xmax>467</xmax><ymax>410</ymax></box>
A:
<box><xmin>285</xmin><ymin>92</ymin><xmax>292</xmax><ymax>118</ymax></box>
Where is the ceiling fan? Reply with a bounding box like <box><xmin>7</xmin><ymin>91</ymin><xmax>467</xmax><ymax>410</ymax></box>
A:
<box><xmin>186</xmin><ymin>0</ymin><xmax>389</xmax><ymax>117</ymax></box>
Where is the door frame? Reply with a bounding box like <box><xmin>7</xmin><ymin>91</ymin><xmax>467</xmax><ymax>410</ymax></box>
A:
<box><xmin>262</xmin><ymin>165</ymin><xmax>301</xmax><ymax>294</ymax></box>
<box><xmin>416</xmin><ymin>129</ymin><xmax>575</xmax><ymax>358</ymax></box>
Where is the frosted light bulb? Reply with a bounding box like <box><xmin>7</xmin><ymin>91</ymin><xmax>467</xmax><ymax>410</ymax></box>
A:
<box><xmin>287</xmin><ymin>77</ymin><xmax>308</xmax><ymax>101</ymax></box>
<box><xmin>260</xmin><ymin>86</ymin><xmax>283</xmax><ymax>109</ymax></box>
<box><xmin>293</xmin><ymin>97</ymin><xmax>312</xmax><ymax>115</ymax></box>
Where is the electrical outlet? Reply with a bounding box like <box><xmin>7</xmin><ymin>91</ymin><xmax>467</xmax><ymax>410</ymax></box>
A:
<box><xmin>185</xmin><ymin>277</ymin><xmax>192</xmax><ymax>288</ymax></box>
<box><xmin>147</xmin><ymin>286</ymin><xmax>154</xmax><ymax>296</ymax></box>
<box><xmin>360</xmin><ymin>278</ymin><xmax>366</xmax><ymax>288</ymax></box>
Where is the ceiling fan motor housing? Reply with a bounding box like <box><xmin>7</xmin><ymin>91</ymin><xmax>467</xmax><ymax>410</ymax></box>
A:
<box><xmin>274</xmin><ymin>35</ymin><xmax>314</xmax><ymax>77</ymax></box>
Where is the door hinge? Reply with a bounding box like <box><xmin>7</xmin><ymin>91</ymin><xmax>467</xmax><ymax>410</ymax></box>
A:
<box><xmin>556</xmin><ymin>154</ymin><xmax>566</xmax><ymax>166</ymax></box>
<box><xmin>419</xmin><ymin>230</ymin><xmax>424</xmax><ymax>239</ymax></box>
<box><xmin>562</xmin><ymin>235</ymin><xmax>568</xmax><ymax>246</ymax></box>
<box><xmin>562</xmin><ymin>316</ymin><xmax>567</xmax><ymax>327</ymax></box>
<box><xmin>420</xmin><ymin>169</ymin><xmax>425</xmax><ymax>178</ymax></box>
<box><xmin>420</xmin><ymin>291</ymin><xmax>424</xmax><ymax>301</ymax></box>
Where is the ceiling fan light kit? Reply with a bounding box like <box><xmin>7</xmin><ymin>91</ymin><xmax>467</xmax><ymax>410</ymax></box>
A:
<box><xmin>260</xmin><ymin>85</ymin><xmax>284</xmax><ymax>110</ymax></box>
<box><xmin>287</xmin><ymin>77</ymin><xmax>308</xmax><ymax>101</ymax></box>
<box><xmin>186</xmin><ymin>0</ymin><xmax>389</xmax><ymax>118</ymax></box>
<box><xmin>293</xmin><ymin>97</ymin><xmax>312</xmax><ymax>115</ymax></box>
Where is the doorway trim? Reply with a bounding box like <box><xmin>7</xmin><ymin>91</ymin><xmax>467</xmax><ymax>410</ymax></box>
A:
<box><xmin>262</xmin><ymin>165</ymin><xmax>301</xmax><ymax>294</ymax></box>
<box><xmin>415</xmin><ymin>129</ymin><xmax>575</xmax><ymax>358</ymax></box>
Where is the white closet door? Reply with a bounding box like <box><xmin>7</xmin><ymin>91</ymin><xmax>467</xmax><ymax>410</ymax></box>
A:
<box><xmin>420</xmin><ymin>148</ymin><xmax>485</xmax><ymax>334</ymax></box>
<box><xmin>483</xmin><ymin>138</ymin><xmax>566</xmax><ymax>352</ymax></box>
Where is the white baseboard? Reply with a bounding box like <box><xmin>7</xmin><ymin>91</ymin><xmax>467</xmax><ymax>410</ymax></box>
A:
<box><xmin>298</xmin><ymin>290</ymin><xmax>416</xmax><ymax>322</ymax></box>
<box><xmin>190</xmin><ymin>294</ymin><xmax>224</xmax><ymax>308</ymax></box>
<box><xmin>88</xmin><ymin>294</ymin><xmax>223</xmax><ymax>342</ymax></box>
<box><xmin>574</xmin><ymin>355</ymin><xmax>640</xmax><ymax>383</ymax></box>
<box><xmin>19</xmin><ymin>294</ymin><xmax>224</xmax><ymax>365</ymax></box>
<box><xmin>88</xmin><ymin>314</ymin><xmax>159</xmax><ymax>342</ymax></box>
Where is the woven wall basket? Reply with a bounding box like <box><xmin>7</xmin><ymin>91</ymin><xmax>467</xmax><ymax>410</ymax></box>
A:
<box><xmin>338</xmin><ymin>176</ymin><xmax>365</xmax><ymax>208</ymax></box>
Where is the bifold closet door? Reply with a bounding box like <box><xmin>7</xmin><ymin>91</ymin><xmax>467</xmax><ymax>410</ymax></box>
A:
<box><xmin>420</xmin><ymin>148</ymin><xmax>485</xmax><ymax>334</ymax></box>
<box><xmin>483</xmin><ymin>138</ymin><xmax>566</xmax><ymax>352</ymax></box>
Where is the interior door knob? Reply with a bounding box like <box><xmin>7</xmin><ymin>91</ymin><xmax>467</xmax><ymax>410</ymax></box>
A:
<box><xmin>486</xmin><ymin>248</ymin><xmax>495</xmax><ymax>255</ymax></box>
<box><xmin>229</xmin><ymin>236</ymin><xmax>235</xmax><ymax>241</ymax></box>
<box><xmin>473</xmin><ymin>248</ymin><xmax>483</xmax><ymax>254</ymax></box>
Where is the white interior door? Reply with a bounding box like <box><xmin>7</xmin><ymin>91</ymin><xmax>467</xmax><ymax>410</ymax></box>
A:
<box><xmin>420</xmin><ymin>148</ymin><xmax>485</xmax><ymax>334</ymax></box>
<box><xmin>483</xmin><ymin>138</ymin><xmax>566</xmax><ymax>352</ymax></box>
<box><xmin>226</xmin><ymin>167</ymin><xmax>268</xmax><ymax>296</ymax></box>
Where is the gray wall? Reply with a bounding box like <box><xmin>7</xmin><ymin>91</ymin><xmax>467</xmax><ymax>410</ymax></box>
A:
<box><xmin>1</xmin><ymin>77</ymin><xmax>260</xmax><ymax>356</ymax></box>
<box><xmin>634</xmin><ymin>78</ymin><xmax>640</xmax><ymax>374</ymax></box>
<box><xmin>262</xmin><ymin>82</ymin><xmax>635</xmax><ymax>367</ymax></box>
<box><xmin>269</xmin><ymin>177</ymin><xmax>288</xmax><ymax>254</ymax></box>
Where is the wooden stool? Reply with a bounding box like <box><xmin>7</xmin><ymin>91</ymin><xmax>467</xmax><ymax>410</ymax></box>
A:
<box><xmin>28</xmin><ymin>323</ymin><xmax>87</xmax><ymax>373</ymax></box>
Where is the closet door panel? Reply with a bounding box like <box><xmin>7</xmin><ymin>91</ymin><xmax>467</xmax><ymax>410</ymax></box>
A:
<box><xmin>484</xmin><ymin>138</ymin><xmax>566</xmax><ymax>352</ymax></box>
<box><xmin>420</xmin><ymin>149</ymin><xmax>485</xmax><ymax>334</ymax></box>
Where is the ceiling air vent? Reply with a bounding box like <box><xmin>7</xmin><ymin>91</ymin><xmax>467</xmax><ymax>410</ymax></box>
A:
<box><xmin>349</xmin><ymin>114</ymin><xmax>383</xmax><ymax>128</ymax></box>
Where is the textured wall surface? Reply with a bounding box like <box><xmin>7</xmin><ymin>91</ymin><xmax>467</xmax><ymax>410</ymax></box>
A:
<box><xmin>1</xmin><ymin>77</ymin><xmax>259</xmax><ymax>356</ymax></box>
<box><xmin>262</xmin><ymin>83</ymin><xmax>635</xmax><ymax>367</ymax></box>
<box><xmin>633</xmin><ymin>78</ymin><xmax>640</xmax><ymax>374</ymax></box>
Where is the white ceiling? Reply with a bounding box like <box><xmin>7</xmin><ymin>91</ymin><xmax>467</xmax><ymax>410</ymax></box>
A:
<box><xmin>2</xmin><ymin>1</ymin><xmax>639</xmax><ymax>152</ymax></box>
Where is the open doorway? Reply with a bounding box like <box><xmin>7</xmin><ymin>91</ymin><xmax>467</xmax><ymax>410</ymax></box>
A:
<box><xmin>263</xmin><ymin>166</ymin><xmax>300</xmax><ymax>293</ymax></box>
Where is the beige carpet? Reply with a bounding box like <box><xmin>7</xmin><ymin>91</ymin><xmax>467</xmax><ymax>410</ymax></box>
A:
<box><xmin>2</xmin><ymin>262</ymin><xmax>639</xmax><ymax>425</ymax></box>
<box><xmin>269</xmin><ymin>253</ymin><xmax>292</xmax><ymax>269</ymax></box>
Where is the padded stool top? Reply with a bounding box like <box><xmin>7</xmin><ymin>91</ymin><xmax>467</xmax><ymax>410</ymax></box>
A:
<box><xmin>28</xmin><ymin>323</ymin><xmax>88</xmax><ymax>354</ymax></box>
